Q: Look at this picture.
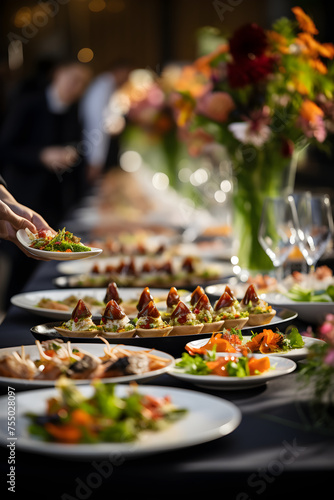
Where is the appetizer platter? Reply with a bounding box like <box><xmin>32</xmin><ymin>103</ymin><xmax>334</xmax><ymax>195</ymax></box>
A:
<box><xmin>86</xmin><ymin>226</ymin><xmax>233</xmax><ymax>259</ymax></box>
<box><xmin>10</xmin><ymin>285</ymin><xmax>173</xmax><ymax>320</ymax></box>
<box><xmin>30</xmin><ymin>308</ymin><xmax>297</xmax><ymax>355</ymax></box>
<box><xmin>30</xmin><ymin>284</ymin><xmax>297</xmax><ymax>356</ymax></box>
<box><xmin>17</xmin><ymin>227</ymin><xmax>102</xmax><ymax>261</ymax></box>
<box><xmin>36</xmin><ymin>284</ymin><xmax>281</xmax><ymax>339</ymax></box>
<box><xmin>86</xmin><ymin>231</ymin><xmax>173</xmax><ymax>257</ymax></box>
<box><xmin>54</xmin><ymin>255</ymin><xmax>234</xmax><ymax>288</ymax></box>
<box><xmin>0</xmin><ymin>339</ymin><xmax>174</xmax><ymax>388</ymax></box>
<box><xmin>0</xmin><ymin>382</ymin><xmax>241</xmax><ymax>458</ymax></box>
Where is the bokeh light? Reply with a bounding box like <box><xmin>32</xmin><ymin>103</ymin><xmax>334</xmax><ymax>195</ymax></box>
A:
<box><xmin>77</xmin><ymin>48</ymin><xmax>94</xmax><ymax>63</ymax></box>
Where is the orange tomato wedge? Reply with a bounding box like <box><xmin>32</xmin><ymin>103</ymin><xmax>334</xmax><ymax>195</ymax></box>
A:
<box><xmin>45</xmin><ymin>423</ymin><xmax>82</xmax><ymax>444</ymax></box>
<box><xmin>70</xmin><ymin>408</ymin><xmax>94</xmax><ymax>426</ymax></box>
<box><xmin>248</xmin><ymin>356</ymin><xmax>270</xmax><ymax>375</ymax></box>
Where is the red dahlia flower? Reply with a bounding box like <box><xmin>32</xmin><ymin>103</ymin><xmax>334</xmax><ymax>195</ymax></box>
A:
<box><xmin>227</xmin><ymin>54</ymin><xmax>275</xmax><ymax>88</ymax></box>
<box><xmin>229</xmin><ymin>23</ymin><xmax>268</xmax><ymax>61</ymax></box>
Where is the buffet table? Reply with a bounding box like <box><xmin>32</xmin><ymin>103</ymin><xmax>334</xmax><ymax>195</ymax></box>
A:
<box><xmin>0</xmin><ymin>258</ymin><xmax>333</xmax><ymax>499</ymax></box>
<box><xmin>0</xmin><ymin>172</ymin><xmax>333</xmax><ymax>499</ymax></box>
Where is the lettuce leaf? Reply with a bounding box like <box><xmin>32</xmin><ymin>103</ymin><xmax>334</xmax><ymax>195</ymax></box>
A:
<box><xmin>226</xmin><ymin>356</ymin><xmax>249</xmax><ymax>377</ymax></box>
<box><xmin>175</xmin><ymin>352</ymin><xmax>212</xmax><ymax>375</ymax></box>
<box><xmin>285</xmin><ymin>327</ymin><xmax>305</xmax><ymax>349</ymax></box>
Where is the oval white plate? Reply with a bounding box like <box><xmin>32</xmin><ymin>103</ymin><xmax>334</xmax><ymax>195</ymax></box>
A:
<box><xmin>0</xmin><ymin>384</ymin><xmax>241</xmax><ymax>458</ymax></box>
<box><xmin>260</xmin><ymin>292</ymin><xmax>334</xmax><ymax>324</ymax></box>
<box><xmin>170</xmin><ymin>354</ymin><xmax>296</xmax><ymax>390</ymax></box>
<box><xmin>16</xmin><ymin>229</ymin><xmax>102</xmax><ymax>261</ymax></box>
<box><xmin>10</xmin><ymin>287</ymin><xmax>170</xmax><ymax>320</ymax></box>
<box><xmin>186</xmin><ymin>335</ymin><xmax>325</xmax><ymax>361</ymax></box>
<box><xmin>0</xmin><ymin>343</ymin><xmax>174</xmax><ymax>389</ymax></box>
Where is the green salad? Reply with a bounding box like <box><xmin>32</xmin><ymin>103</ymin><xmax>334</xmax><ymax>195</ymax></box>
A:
<box><xmin>175</xmin><ymin>347</ymin><xmax>272</xmax><ymax>377</ymax></box>
<box><xmin>285</xmin><ymin>284</ymin><xmax>334</xmax><ymax>302</ymax></box>
<box><xmin>26</xmin><ymin>379</ymin><xmax>187</xmax><ymax>444</ymax></box>
<box><xmin>28</xmin><ymin>227</ymin><xmax>91</xmax><ymax>253</ymax></box>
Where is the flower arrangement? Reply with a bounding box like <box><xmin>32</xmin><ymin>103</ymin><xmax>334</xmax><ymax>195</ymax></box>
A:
<box><xmin>171</xmin><ymin>6</ymin><xmax>334</xmax><ymax>156</ymax></box>
<box><xmin>169</xmin><ymin>7</ymin><xmax>334</xmax><ymax>271</ymax></box>
<box><xmin>299</xmin><ymin>314</ymin><xmax>334</xmax><ymax>425</ymax></box>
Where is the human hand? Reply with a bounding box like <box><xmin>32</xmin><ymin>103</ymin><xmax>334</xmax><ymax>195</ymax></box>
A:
<box><xmin>40</xmin><ymin>146</ymin><xmax>79</xmax><ymax>173</ymax></box>
<box><xmin>0</xmin><ymin>199</ymin><xmax>56</xmax><ymax>259</ymax></box>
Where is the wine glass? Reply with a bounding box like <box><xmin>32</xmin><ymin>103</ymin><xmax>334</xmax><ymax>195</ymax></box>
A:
<box><xmin>292</xmin><ymin>192</ymin><xmax>334</xmax><ymax>273</ymax></box>
<box><xmin>258</xmin><ymin>195</ymin><xmax>300</xmax><ymax>281</ymax></box>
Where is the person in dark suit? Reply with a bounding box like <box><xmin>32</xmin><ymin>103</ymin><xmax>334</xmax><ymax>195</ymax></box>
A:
<box><xmin>0</xmin><ymin>60</ymin><xmax>92</xmax><ymax>304</ymax></box>
<box><xmin>0</xmin><ymin>60</ymin><xmax>92</xmax><ymax>228</ymax></box>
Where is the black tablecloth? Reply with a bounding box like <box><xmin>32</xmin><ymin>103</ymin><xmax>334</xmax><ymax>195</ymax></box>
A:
<box><xmin>0</xmin><ymin>260</ymin><xmax>333</xmax><ymax>499</ymax></box>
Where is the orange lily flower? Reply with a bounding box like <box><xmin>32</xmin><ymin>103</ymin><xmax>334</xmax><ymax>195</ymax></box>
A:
<box><xmin>297</xmin><ymin>32</ymin><xmax>334</xmax><ymax>59</ymax></box>
<box><xmin>310</xmin><ymin>58</ymin><xmax>328</xmax><ymax>74</ymax></box>
<box><xmin>300</xmin><ymin>99</ymin><xmax>324</xmax><ymax>124</ymax></box>
<box><xmin>173</xmin><ymin>65</ymin><xmax>210</xmax><ymax>98</ymax></box>
<box><xmin>194</xmin><ymin>43</ymin><xmax>229</xmax><ymax>77</ymax></box>
<box><xmin>266</xmin><ymin>30</ymin><xmax>290</xmax><ymax>54</ymax></box>
<box><xmin>292</xmin><ymin>6</ymin><xmax>318</xmax><ymax>35</ymax></box>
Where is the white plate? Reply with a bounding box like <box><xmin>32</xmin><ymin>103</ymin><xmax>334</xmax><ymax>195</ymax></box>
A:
<box><xmin>261</xmin><ymin>292</ymin><xmax>334</xmax><ymax>324</ymax></box>
<box><xmin>16</xmin><ymin>229</ymin><xmax>102</xmax><ymax>261</ymax></box>
<box><xmin>10</xmin><ymin>287</ymin><xmax>170</xmax><ymax>320</ymax></box>
<box><xmin>0</xmin><ymin>384</ymin><xmax>241</xmax><ymax>458</ymax></box>
<box><xmin>186</xmin><ymin>335</ymin><xmax>325</xmax><ymax>361</ymax></box>
<box><xmin>0</xmin><ymin>343</ymin><xmax>174</xmax><ymax>388</ymax></box>
<box><xmin>170</xmin><ymin>354</ymin><xmax>296</xmax><ymax>390</ymax></box>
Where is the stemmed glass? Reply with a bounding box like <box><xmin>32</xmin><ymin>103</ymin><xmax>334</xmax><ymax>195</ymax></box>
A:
<box><xmin>258</xmin><ymin>195</ymin><xmax>300</xmax><ymax>281</ymax></box>
<box><xmin>292</xmin><ymin>192</ymin><xmax>334</xmax><ymax>273</ymax></box>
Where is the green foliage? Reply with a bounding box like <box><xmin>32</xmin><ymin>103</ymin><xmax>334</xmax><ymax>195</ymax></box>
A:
<box><xmin>299</xmin><ymin>342</ymin><xmax>334</xmax><ymax>409</ymax></box>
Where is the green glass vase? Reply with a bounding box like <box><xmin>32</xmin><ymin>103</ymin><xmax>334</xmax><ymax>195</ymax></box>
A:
<box><xmin>232</xmin><ymin>146</ymin><xmax>298</xmax><ymax>272</ymax></box>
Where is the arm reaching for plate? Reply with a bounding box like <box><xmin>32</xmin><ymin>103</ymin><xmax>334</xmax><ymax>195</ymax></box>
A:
<box><xmin>0</xmin><ymin>183</ymin><xmax>56</xmax><ymax>259</ymax></box>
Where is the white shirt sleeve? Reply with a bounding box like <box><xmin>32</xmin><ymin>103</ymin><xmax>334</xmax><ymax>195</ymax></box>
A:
<box><xmin>80</xmin><ymin>73</ymin><xmax>116</xmax><ymax>166</ymax></box>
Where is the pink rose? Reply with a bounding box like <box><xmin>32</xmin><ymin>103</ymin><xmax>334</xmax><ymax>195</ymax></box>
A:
<box><xmin>197</xmin><ymin>91</ymin><xmax>235</xmax><ymax>123</ymax></box>
<box><xmin>319</xmin><ymin>322</ymin><xmax>334</xmax><ymax>335</ymax></box>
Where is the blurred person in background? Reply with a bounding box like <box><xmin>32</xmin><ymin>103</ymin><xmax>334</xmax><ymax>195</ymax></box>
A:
<box><xmin>0</xmin><ymin>59</ymin><xmax>92</xmax><ymax>227</ymax></box>
<box><xmin>0</xmin><ymin>59</ymin><xmax>92</xmax><ymax>305</ymax></box>
<box><xmin>6</xmin><ymin>58</ymin><xmax>59</xmax><ymax>112</ymax></box>
<box><xmin>80</xmin><ymin>59</ymin><xmax>133</xmax><ymax>183</ymax></box>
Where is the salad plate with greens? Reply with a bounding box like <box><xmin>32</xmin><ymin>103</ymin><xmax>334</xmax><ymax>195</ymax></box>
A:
<box><xmin>17</xmin><ymin>227</ymin><xmax>102</xmax><ymax>261</ymax></box>
<box><xmin>261</xmin><ymin>287</ymin><xmax>334</xmax><ymax>324</ymax></box>
<box><xmin>0</xmin><ymin>379</ymin><xmax>241</xmax><ymax>458</ymax></box>
<box><xmin>170</xmin><ymin>349</ymin><xmax>296</xmax><ymax>390</ymax></box>
<box><xmin>185</xmin><ymin>327</ymin><xmax>325</xmax><ymax>361</ymax></box>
